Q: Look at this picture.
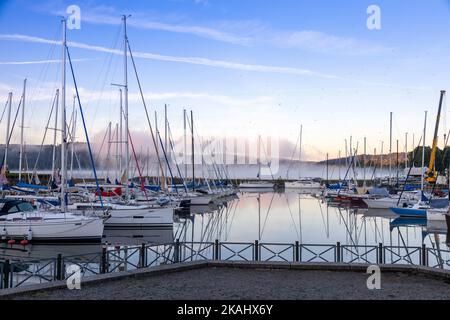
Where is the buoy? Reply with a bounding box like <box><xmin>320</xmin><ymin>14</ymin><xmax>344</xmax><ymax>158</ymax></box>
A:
<box><xmin>7</xmin><ymin>239</ymin><xmax>15</xmax><ymax>245</ymax></box>
<box><xmin>20</xmin><ymin>239</ymin><xmax>29</xmax><ymax>246</ymax></box>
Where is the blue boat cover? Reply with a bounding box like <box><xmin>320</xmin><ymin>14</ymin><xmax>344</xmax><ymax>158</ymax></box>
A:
<box><xmin>16</xmin><ymin>182</ymin><xmax>48</xmax><ymax>190</ymax></box>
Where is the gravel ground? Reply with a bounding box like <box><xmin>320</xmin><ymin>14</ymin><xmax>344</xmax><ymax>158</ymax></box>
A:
<box><xmin>11</xmin><ymin>267</ymin><xmax>450</xmax><ymax>300</ymax></box>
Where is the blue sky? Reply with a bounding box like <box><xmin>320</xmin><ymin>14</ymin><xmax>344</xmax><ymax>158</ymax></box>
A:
<box><xmin>1</xmin><ymin>0</ymin><xmax>450</xmax><ymax>160</ymax></box>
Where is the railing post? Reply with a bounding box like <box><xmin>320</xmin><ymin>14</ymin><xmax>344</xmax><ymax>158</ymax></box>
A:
<box><xmin>214</xmin><ymin>239</ymin><xmax>219</xmax><ymax>260</ymax></box>
<box><xmin>56</xmin><ymin>254</ymin><xmax>62</xmax><ymax>280</ymax></box>
<box><xmin>295</xmin><ymin>241</ymin><xmax>299</xmax><ymax>262</ymax></box>
<box><xmin>254</xmin><ymin>240</ymin><xmax>259</xmax><ymax>261</ymax></box>
<box><xmin>174</xmin><ymin>239</ymin><xmax>180</xmax><ymax>263</ymax></box>
<box><xmin>140</xmin><ymin>243</ymin><xmax>146</xmax><ymax>268</ymax></box>
<box><xmin>421</xmin><ymin>244</ymin><xmax>428</xmax><ymax>266</ymax></box>
<box><xmin>101</xmin><ymin>246</ymin><xmax>107</xmax><ymax>274</ymax></box>
<box><xmin>336</xmin><ymin>242</ymin><xmax>341</xmax><ymax>263</ymax></box>
<box><xmin>378</xmin><ymin>243</ymin><xmax>383</xmax><ymax>264</ymax></box>
<box><xmin>3</xmin><ymin>260</ymin><xmax>10</xmax><ymax>289</ymax></box>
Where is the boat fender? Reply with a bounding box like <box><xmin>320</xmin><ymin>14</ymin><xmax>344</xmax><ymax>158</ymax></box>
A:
<box><xmin>0</xmin><ymin>228</ymin><xmax>6</xmax><ymax>239</ymax></box>
<box><xmin>20</xmin><ymin>239</ymin><xmax>29</xmax><ymax>246</ymax></box>
<box><xmin>27</xmin><ymin>228</ymin><xmax>33</xmax><ymax>241</ymax></box>
<box><xmin>7</xmin><ymin>239</ymin><xmax>15</xmax><ymax>245</ymax></box>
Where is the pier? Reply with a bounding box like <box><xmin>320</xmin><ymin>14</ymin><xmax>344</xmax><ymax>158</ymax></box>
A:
<box><xmin>2</xmin><ymin>261</ymin><xmax>450</xmax><ymax>300</ymax></box>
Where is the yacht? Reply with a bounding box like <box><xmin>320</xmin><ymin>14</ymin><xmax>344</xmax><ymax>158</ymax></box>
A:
<box><xmin>0</xmin><ymin>199</ymin><xmax>104</xmax><ymax>242</ymax></box>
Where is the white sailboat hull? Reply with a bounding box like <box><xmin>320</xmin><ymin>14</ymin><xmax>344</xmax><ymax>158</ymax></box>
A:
<box><xmin>0</xmin><ymin>216</ymin><xmax>104</xmax><ymax>242</ymax></box>
<box><xmin>239</xmin><ymin>182</ymin><xmax>275</xmax><ymax>189</ymax></box>
<box><xmin>363</xmin><ymin>197</ymin><xmax>414</xmax><ymax>209</ymax></box>
<box><xmin>285</xmin><ymin>181</ymin><xmax>321</xmax><ymax>189</ymax></box>
<box><xmin>105</xmin><ymin>207</ymin><xmax>174</xmax><ymax>228</ymax></box>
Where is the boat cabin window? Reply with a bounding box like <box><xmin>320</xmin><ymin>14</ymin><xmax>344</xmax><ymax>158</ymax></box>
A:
<box><xmin>17</xmin><ymin>202</ymin><xmax>34</xmax><ymax>212</ymax></box>
<box><xmin>7</xmin><ymin>206</ymin><xmax>19</xmax><ymax>213</ymax></box>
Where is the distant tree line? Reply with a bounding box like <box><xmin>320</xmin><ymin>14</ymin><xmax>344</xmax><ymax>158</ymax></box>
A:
<box><xmin>408</xmin><ymin>146</ymin><xmax>450</xmax><ymax>173</ymax></box>
<box><xmin>0</xmin><ymin>144</ymin><xmax>92</xmax><ymax>170</ymax></box>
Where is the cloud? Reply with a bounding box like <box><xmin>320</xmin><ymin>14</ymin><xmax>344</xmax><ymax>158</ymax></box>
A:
<box><xmin>49</xmin><ymin>7</ymin><xmax>250</xmax><ymax>46</ymax></box>
<box><xmin>0</xmin><ymin>33</ymin><xmax>339</xmax><ymax>79</ymax></box>
<box><xmin>0</xmin><ymin>58</ymin><xmax>95</xmax><ymax>65</ymax></box>
<box><xmin>41</xmin><ymin>4</ymin><xmax>388</xmax><ymax>54</ymax></box>
<box><xmin>264</xmin><ymin>30</ymin><xmax>390</xmax><ymax>55</ymax></box>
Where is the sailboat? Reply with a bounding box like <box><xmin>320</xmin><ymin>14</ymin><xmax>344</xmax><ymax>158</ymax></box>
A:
<box><xmin>239</xmin><ymin>136</ymin><xmax>275</xmax><ymax>189</ymax></box>
<box><xmin>0</xmin><ymin>19</ymin><xmax>104</xmax><ymax>242</ymax></box>
<box><xmin>69</xmin><ymin>16</ymin><xmax>174</xmax><ymax>228</ymax></box>
<box><xmin>285</xmin><ymin>125</ymin><xmax>321</xmax><ymax>190</ymax></box>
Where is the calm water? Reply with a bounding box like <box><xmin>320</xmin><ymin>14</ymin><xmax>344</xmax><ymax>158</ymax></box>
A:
<box><xmin>1</xmin><ymin>191</ymin><xmax>448</xmax><ymax>262</ymax></box>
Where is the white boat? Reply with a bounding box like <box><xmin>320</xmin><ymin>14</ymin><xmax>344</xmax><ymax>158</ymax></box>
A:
<box><xmin>362</xmin><ymin>192</ymin><xmax>420</xmax><ymax>209</ymax></box>
<box><xmin>427</xmin><ymin>208</ymin><xmax>447</xmax><ymax>221</ymax></box>
<box><xmin>239</xmin><ymin>181</ymin><xmax>275</xmax><ymax>189</ymax></box>
<box><xmin>68</xmin><ymin>202</ymin><xmax>174</xmax><ymax>228</ymax></box>
<box><xmin>0</xmin><ymin>200</ymin><xmax>104</xmax><ymax>242</ymax></box>
<box><xmin>285</xmin><ymin>179</ymin><xmax>321</xmax><ymax>189</ymax></box>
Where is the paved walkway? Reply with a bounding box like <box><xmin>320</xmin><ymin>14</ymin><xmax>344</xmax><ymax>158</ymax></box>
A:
<box><xmin>10</xmin><ymin>267</ymin><xmax>450</xmax><ymax>300</ymax></box>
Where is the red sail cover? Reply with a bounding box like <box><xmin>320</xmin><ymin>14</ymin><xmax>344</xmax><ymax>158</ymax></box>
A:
<box><xmin>95</xmin><ymin>187</ymin><xmax>122</xmax><ymax>197</ymax></box>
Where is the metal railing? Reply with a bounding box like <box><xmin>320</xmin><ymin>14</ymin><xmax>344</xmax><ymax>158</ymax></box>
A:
<box><xmin>1</xmin><ymin>240</ymin><xmax>449</xmax><ymax>289</ymax></box>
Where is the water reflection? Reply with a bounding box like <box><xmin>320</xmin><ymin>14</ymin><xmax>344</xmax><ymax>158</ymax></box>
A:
<box><xmin>1</xmin><ymin>191</ymin><xmax>449</xmax><ymax>262</ymax></box>
<box><xmin>175</xmin><ymin>191</ymin><xmax>449</xmax><ymax>251</ymax></box>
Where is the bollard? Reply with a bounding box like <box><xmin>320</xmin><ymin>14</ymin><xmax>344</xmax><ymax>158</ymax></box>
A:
<box><xmin>140</xmin><ymin>243</ymin><xmax>146</xmax><ymax>268</ymax></box>
<box><xmin>214</xmin><ymin>239</ymin><xmax>219</xmax><ymax>260</ymax></box>
<box><xmin>336</xmin><ymin>242</ymin><xmax>341</xmax><ymax>263</ymax></box>
<box><xmin>101</xmin><ymin>247</ymin><xmax>107</xmax><ymax>274</ymax></box>
<box><xmin>56</xmin><ymin>254</ymin><xmax>62</xmax><ymax>280</ymax></box>
<box><xmin>254</xmin><ymin>240</ymin><xmax>259</xmax><ymax>261</ymax></box>
<box><xmin>421</xmin><ymin>244</ymin><xmax>427</xmax><ymax>266</ymax></box>
<box><xmin>3</xmin><ymin>260</ymin><xmax>10</xmax><ymax>289</ymax></box>
<box><xmin>295</xmin><ymin>241</ymin><xmax>300</xmax><ymax>262</ymax></box>
<box><xmin>378</xmin><ymin>243</ymin><xmax>383</xmax><ymax>264</ymax></box>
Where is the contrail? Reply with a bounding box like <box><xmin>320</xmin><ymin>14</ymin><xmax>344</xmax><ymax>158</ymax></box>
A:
<box><xmin>0</xmin><ymin>33</ymin><xmax>339</xmax><ymax>79</ymax></box>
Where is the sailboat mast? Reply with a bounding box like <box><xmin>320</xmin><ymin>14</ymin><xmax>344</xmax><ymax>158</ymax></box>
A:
<box><xmin>154</xmin><ymin>111</ymin><xmax>160</xmax><ymax>185</ymax></box>
<box><xmin>164</xmin><ymin>104</ymin><xmax>168</xmax><ymax>186</ymax></box>
<box><xmin>389</xmin><ymin>112</ymin><xmax>393</xmax><ymax>185</ymax></box>
<box><xmin>421</xmin><ymin>111</ymin><xmax>427</xmax><ymax>190</ymax></box>
<box><xmin>363</xmin><ymin>137</ymin><xmax>366</xmax><ymax>188</ymax></box>
<box><xmin>60</xmin><ymin>18</ymin><xmax>67</xmax><ymax>212</ymax></box>
<box><xmin>184</xmin><ymin>109</ymin><xmax>187</xmax><ymax>180</ymax></box>
<box><xmin>70</xmin><ymin>95</ymin><xmax>76</xmax><ymax>179</ymax></box>
<box><xmin>3</xmin><ymin>92</ymin><xmax>12</xmax><ymax>170</ymax></box>
<box><xmin>18</xmin><ymin>79</ymin><xmax>26</xmax><ymax>181</ymax></box>
<box><xmin>380</xmin><ymin>141</ymin><xmax>383</xmax><ymax>181</ymax></box>
<box><xmin>106</xmin><ymin>122</ymin><xmax>112</xmax><ymax>181</ymax></box>
<box><xmin>299</xmin><ymin>125</ymin><xmax>302</xmax><ymax>180</ymax></box>
<box><xmin>405</xmin><ymin>132</ymin><xmax>408</xmax><ymax>169</ymax></box>
<box><xmin>119</xmin><ymin>88</ymin><xmax>123</xmax><ymax>178</ymax></box>
<box><xmin>123</xmin><ymin>15</ymin><xmax>130</xmax><ymax>197</ymax></box>
<box><xmin>51</xmin><ymin>90</ymin><xmax>59</xmax><ymax>182</ymax></box>
<box><xmin>191</xmin><ymin>110</ymin><xmax>195</xmax><ymax>189</ymax></box>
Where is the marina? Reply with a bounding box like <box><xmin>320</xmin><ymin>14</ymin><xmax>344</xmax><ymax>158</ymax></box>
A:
<box><xmin>1</xmin><ymin>0</ymin><xmax>450</xmax><ymax>305</ymax></box>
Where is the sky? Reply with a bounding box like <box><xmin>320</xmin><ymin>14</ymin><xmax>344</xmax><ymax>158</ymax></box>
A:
<box><xmin>1</xmin><ymin>0</ymin><xmax>450</xmax><ymax>161</ymax></box>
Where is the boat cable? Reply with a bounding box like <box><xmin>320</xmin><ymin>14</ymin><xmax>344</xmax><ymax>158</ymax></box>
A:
<box><xmin>66</xmin><ymin>46</ymin><xmax>103</xmax><ymax>208</ymax></box>
<box><xmin>284</xmin><ymin>193</ymin><xmax>301</xmax><ymax>240</ymax></box>
<box><xmin>126</xmin><ymin>40</ymin><xmax>167</xmax><ymax>191</ymax></box>
<box><xmin>127</xmin><ymin>129</ymin><xmax>149</xmax><ymax>202</ymax></box>
<box><xmin>0</xmin><ymin>95</ymin><xmax>23</xmax><ymax>170</ymax></box>
<box><xmin>31</xmin><ymin>90</ymin><xmax>58</xmax><ymax>180</ymax></box>
<box><xmin>157</xmin><ymin>131</ymin><xmax>178</xmax><ymax>194</ymax></box>
<box><xmin>0</xmin><ymin>97</ymin><xmax>8</xmax><ymax>124</ymax></box>
<box><xmin>286</xmin><ymin>130</ymin><xmax>300</xmax><ymax>180</ymax></box>
<box><xmin>167</xmin><ymin>120</ymin><xmax>188</xmax><ymax>193</ymax></box>
<box><xmin>260</xmin><ymin>192</ymin><xmax>275</xmax><ymax>238</ymax></box>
